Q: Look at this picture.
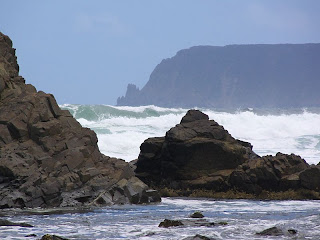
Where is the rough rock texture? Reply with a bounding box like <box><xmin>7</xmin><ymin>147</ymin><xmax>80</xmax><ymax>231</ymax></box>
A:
<box><xmin>135</xmin><ymin>110</ymin><xmax>320</xmax><ymax>199</ymax></box>
<box><xmin>0</xmin><ymin>32</ymin><xmax>160</xmax><ymax>208</ymax></box>
<box><xmin>136</xmin><ymin>110</ymin><xmax>258</xmax><ymax>191</ymax></box>
<box><xmin>117</xmin><ymin>44</ymin><xmax>320</xmax><ymax>108</ymax></box>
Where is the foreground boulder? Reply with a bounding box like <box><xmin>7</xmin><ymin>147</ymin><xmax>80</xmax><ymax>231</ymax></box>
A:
<box><xmin>135</xmin><ymin>110</ymin><xmax>320</xmax><ymax>199</ymax></box>
<box><xmin>0</xmin><ymin>32</ymin><xmax>160</xmax><ymax>208</ymax></box>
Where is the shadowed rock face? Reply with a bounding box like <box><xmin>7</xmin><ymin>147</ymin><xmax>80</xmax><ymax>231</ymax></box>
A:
<box><xmin>117</xmin><ymin>44</ymin><xmax>320</xmax><ymax>108</ymax></box>
<box><xmin>135</xmin><ymin>110</ymin><xmax>258</xmax><ymax>191</ymax></box>
<box><xmin>135</xmin><ymin>110</ymin><xmax>319</xmax><ymax>198</ymax></box>
<box><xmin>0</xmin><ymin>32</ymin><xmax>160</xmax><ymax>208</ymax></box>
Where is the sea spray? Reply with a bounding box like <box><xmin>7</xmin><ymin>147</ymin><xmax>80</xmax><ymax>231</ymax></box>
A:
<box><xmin>61</xmin><ymin>104</ymin><xmax>320</xmax><ymax>164</ymax></box>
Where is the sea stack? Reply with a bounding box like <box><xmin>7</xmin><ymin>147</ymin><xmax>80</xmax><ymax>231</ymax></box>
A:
<box><xmin>0</xmin><ymin>32</ymin><xmax>160</xmax><ymax>208</ymax></box>
<box><xmin>135</xmin><ymin>110</ymin><xmax>320</xmax><ymax>199</ymax></box>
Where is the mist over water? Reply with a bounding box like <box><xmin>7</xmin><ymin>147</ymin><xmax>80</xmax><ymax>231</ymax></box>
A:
<box><xmin>61</xmin><ymin>104</ymin><xmax>320</xmax><ymax>165</ymax></box>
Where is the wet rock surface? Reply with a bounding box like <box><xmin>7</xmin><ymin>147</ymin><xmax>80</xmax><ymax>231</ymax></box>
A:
<box><xmin>0</xmin><ymin>32</ymin><xmax>160</xmax><ymax>209</ymax></box>
<box><xmin>256</xmin><ymin>226</ymin><xmax>298</xmax><ymax>236</ymax></box>
<box><xmin>182</xmin><ymin>234</ymin><xmax>215</xmax><ymax>240</ymax></box>
<box><xmin>135</xmin><ymin>109</ymin><xmax>320</xmax><ymax>199</ymax></box>
<box><xmin>190</xmin><ymin>211</ymin><xmax>204</xmax><ymax>218</ymax></box>
<box><xmin>256</xmin><ymin>226</ymin><xmax>284</xmax><ymax>236</ymax></box>
<box><xmin>40</xmin><ymin>234</ymin><xmax>69</xmax><ymax>240</ymax></box>
<box><xmin>159</xmin><ymin>218</ymin><xmax>215</xmax><ymax>228</ymax></box>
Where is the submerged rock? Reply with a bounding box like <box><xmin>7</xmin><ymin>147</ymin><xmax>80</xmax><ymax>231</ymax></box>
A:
<box><xmin>183</xmin><ymin>235</ymin><xmax>215</xmax><ymax>240</ymax></box>
<box><xmin>158</xmin><ymin>219</ymin><xmax>183</xmax><ymax>228</ymax></box>
<box><xmin>288</xmin><ymin>229</ymin><xmax>298</xmax><ymax>235</ymax></box>
<box><xmin>0</xmin><ymin>32</ymin><xmax>160</xmax><ymax>209</ymax></box>
<box><xmin>256</xmin><ymin>226</ymin><xmax>283</xmax><ymax>236</ymax></box>
<box><xmin>135</xmin><ymin>109</ymin><xmax>320</xmax><ymax>199</ymax></box>
<box><xmin>190</xmin><ymin>211</ymin><xmax>204</xmax><ymax>218</ymax></box>
<box><xmin>25</xmin><ymin>234</ymin><xmax>37</xmax><ymax>237</ymax></box>
<box><xmin>0</xmin><ymin>219</ymin><xmax>33</xmax><ymax>227</ymax></box>
<box><xmin>159</xmin><ymin>218</ymin><xmax>215</xmax><ymax>228</ymax></box>
<box><xmin>40</xmin><ymin>235</ymin><xmax>69</xmax><ymax>240</ymax></box>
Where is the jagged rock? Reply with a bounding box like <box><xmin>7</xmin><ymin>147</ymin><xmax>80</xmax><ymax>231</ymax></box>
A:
<box><xmin>299</xmin><ymin>165</ymin><xmax>320</xmax><ymax>191</ymax></box>
<box><xmin>135</xmin><ymin>110</ymin><xmax>319</xmax><ymax>199</ymax></box>
<box><xmin>136</xmin><ymin>110</ymin><xmax>257</xmax><ymax>190</ymax></box>
<box><xmin>0</xmin><ymin>219</ymin><xmax>33</xmax><ymax>227</ymax></box>
<box><xmin>0</xmin><ymin>32</ymin><xmax>160</xmax><ymax>209</ymax></box>
<box><xmin>229</xmin><ymin>153</ymin><xmax>309</xmax><ymax>194</ymax></box>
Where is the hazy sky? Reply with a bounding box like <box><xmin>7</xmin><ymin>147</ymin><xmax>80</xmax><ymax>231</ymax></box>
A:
<box><xmin>1</xmin><ymin>1</ymin><xmax>320</xmax><ymax>104</ymax></box>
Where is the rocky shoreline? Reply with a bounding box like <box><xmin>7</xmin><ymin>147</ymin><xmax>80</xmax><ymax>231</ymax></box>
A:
<box><xmin>0</xmin><ymin>32</ymin><xmax>160</xmax><ymax>209</ymax></box>
<box><xmin>1</xmin><ymin>30</ymin><xmax>319</xmax><ymax>213</ymax></box>
<box><xmin>135</xmin><ymin>109</ymin><xmax>320</xmax><ymax>200</ymax></box>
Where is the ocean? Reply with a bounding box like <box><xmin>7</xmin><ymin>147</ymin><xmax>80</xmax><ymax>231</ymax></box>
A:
<box><xmin>2</xmin><ymin>105</ymin><xmax>320</xmax><ymax>239</ymax></box>
<box><xmin>62</xmin><ymin>104</ymin><xmax>320</xmax><ymax>165</ymax></box>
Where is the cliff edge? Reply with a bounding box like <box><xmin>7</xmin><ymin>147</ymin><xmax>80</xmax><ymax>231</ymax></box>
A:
<box><xmin>118</xmin><ymin>44</ymin><xmax>320</xmax><ymax>108</ymax></box>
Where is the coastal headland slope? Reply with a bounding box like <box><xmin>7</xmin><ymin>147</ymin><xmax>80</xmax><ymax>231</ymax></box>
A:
<box><xmin>118</xmin><ymin>44</ymin><xmax>320</xmax><ymax>108</ymax></box>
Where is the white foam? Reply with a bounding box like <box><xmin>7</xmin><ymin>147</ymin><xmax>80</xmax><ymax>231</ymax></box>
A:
<box><xmin>62</xmin><ymin>105</ymin><xmax>320</xmax><ymax>164</ymax></box>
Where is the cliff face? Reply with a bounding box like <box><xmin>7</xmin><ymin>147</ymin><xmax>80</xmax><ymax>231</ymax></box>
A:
<box><xmin>0</xmin><ymin>32</ymin><xmax>160</xmax><ymax>208</ymax></box>
<box><xmin>117</xmin><ymin>44</ymin><xmax>320</xmax><ymax>108</ymax></box>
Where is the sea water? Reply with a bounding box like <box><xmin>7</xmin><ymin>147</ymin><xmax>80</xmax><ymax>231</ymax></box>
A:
<box><xmin>2</xmin><ymin>105</ymin><xmax>320</xmax><ymax>239</ymax></box>
<box><xmin>62</xmin><ymin>104</ymin><xmax>320</xmax><ymax>165</ymax></box>
<box><xmin>2</xmin><ymin>198</ymin><xmax>320</xmax><ymax>239</ymax></box>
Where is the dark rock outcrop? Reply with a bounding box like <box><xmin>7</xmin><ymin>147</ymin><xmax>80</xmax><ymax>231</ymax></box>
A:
<box><xmin>158</xmin><ymin>218</ymin><xmax>215</xmax><ymax>228</ymax></box>
<box><xmin>256</xmin><ymin>226</ymin><xmax>298</xmax><ymax>236</ymax></box>
<box><xmin>158</xmin><ymin>219</ymin><xmax>183</xmax><ymax>228</ymax></box>
<box><xmin>190</xmin><ymin>211</ymin><xmax>204</xmax><ymax>218</ymax></box>
<box><xmin>40</xmin><ymin>235</ymin><xmax>69</xmax><ymax>240</ymax></box>
<box><xmin>136</xmin><ymin>110</ymin><xmax>257</xmax><ymax>191</ymax></box>
<box><xmin>0</xmin><ymin>32</ymin><xmax>160</xmax><ymax>208</ymax></box>
<box><xmin>135</xmin><ymin>110</ymin><xmax>320</xmax><ymax>199</ymax></box>
<box><xmin>229</xmin><ymin>153</ymin><xmax>309</xmax><ymax>194</ymax></box>
<box><xmin>256</xmin><ymin>226</ymin><xmax>284</xmax><ymax>236</ymax></box>
<box><xmin>117</xmin><ymin>44</ymin><xmax>320</xmax><ymax>108</ymax></box>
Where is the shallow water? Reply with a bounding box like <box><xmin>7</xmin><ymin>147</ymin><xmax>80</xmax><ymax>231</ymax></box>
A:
<box><xmin>1</xmin><ymin>198</ymin><xmax>320</xmax><ymax>239</ymax></box>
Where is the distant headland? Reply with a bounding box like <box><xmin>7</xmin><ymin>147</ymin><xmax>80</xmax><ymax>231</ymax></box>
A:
<box><xmin>117</xmin><ymin>44</ymin><xmax>320</xmax><ymax>108</ymax></box>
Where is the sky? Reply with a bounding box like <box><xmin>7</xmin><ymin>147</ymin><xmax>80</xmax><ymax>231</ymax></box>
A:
<box><xmin>1</xmin><ymin>1</ymin><xmax>320</xmax><ymax>105</ymax></box>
